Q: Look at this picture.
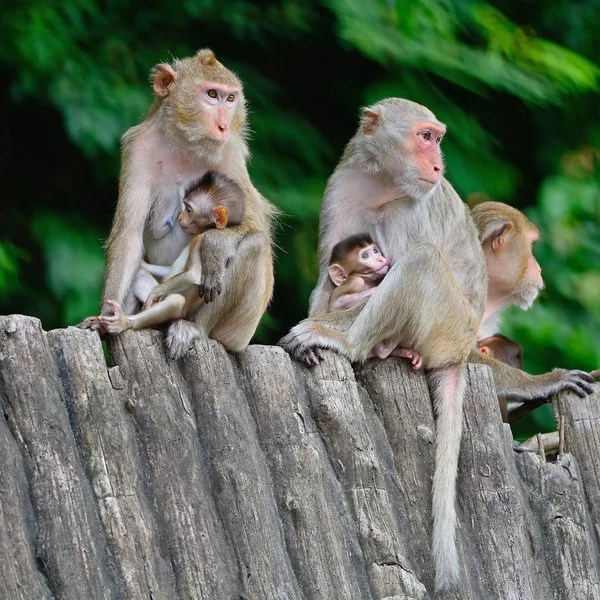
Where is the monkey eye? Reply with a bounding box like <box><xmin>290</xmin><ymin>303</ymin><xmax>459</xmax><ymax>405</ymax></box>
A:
<box><xmin>207</xmin><ymin>89</ymin><xmax>218</xmax><ymax>99</ymax></box>
<box><xmin>226</xmin><ymin>93</ymin><xmax>235</xmax><ymax>102</ymax></box>
<box><xmin>362</xmin><ymin>252</ymin><xmax>369</xmax><ymax>260</ymax></box>
<box><xmin>421</xmin><ymin>131</ymin><xmax>432</xmax><ymax>141</ymax></box>
<box><xmin>186</xmin><ymin>206</ymin><xmax>192</xmax><ymax>214</ymax></box>
<box><xmin>436</xmin><ymin>136</ymin><xmax>443</xmax><ymax>144</ymax></box>
<box><xmin>373</xmin><ymin>247</ymin><xmax>379</xmax><ymax>254</ymax></box>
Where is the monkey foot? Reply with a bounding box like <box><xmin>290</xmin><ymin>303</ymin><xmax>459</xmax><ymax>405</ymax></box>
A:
<box><xmin>97</xmin><ymin>300</ymin><xmax>129</xmax><ymax>334</ymax></box>
<box><xmin>390</xmin><ymin>347</ymin><xmax>423</xmax><ymax>370</ymax></box>
<box><xmin>166</xmin><ymin>319</ymin><xmax>201</xmax><ymax>360</ymax></box>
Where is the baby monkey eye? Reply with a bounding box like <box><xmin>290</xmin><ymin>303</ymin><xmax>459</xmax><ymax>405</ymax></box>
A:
<box><xmin>362</xmin><ymin>252</ymin><xmax>369</xmax><ymax>260</ymax></box>
<box><xmin>373</xmin><ymin>247</ymin><xmax>379</xmax><ymax>253</ymax></box>
<box><xmin>207</xmin><ymin>89</ymin><xmax>218</xmax><ymax>98</ymax></box>
<box><xmin>226</xmin><ymin>93</ymin><xmax>235</xmax><ymax>102</ymax></box>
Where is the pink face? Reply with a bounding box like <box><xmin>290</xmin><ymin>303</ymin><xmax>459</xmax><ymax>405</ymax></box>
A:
<box><xmin>357</xmin><ymin>244</ymin><xmax>389</xmax><ymax>279</ymax></box>
<box><xmin>410</xmin><ymin>121</ymin><xmax>446</xmax><ymax>187</ymax></box>
<box><xmin>199</xmin><ymin>82</ymin><xmax>240</xmax><ymax>142</ymax></box>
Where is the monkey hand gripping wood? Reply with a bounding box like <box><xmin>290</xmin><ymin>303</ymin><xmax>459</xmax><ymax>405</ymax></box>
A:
<box><xmin>279</xmin><ymin>98</ymin><xmax>595</xmax><ymax>591</ymax></box>
<box><xmin>79</xmin><ymin>49</ymin><xmax>276</xmax><ymax>358</ymax></box>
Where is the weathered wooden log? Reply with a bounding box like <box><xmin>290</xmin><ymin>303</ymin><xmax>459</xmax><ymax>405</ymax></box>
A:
<box><xmin>0</xmin><ymin>314</ymin><xmax>599</xmax><ymax>600</ymax></box>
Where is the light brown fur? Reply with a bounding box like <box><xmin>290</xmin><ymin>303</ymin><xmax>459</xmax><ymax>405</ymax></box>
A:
<box><xmin>279</xmin><ymin>98</ymin><xmax>595</xmax><ymax>591</ymax></box>
<box><xmin>80</xmin><ymin>49</ymin><xmax>276</xmax><ymax>358</ymax></box>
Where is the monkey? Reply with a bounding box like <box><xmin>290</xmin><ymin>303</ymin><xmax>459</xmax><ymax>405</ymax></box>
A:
<box><xmin>79</xmin><ymin>49</ymin><xmax>276</xmax><ymax>358</ymax></box>
<box><xmin>477</xmin><ymin>334</ymin><xmax>522</xmax><ymax>369</ymax></box>
<box><xmin>477</xmin><ymin>334</ymin><xmax>522</xmax><ymax>421</ymax></box>
<box><xmin>471</xmin><ymin>202</ymin><xmax>544</xmax><ymax>340</ymax></box>
<box><xmin>278</xmin><ymin>98</ymin><xmax>595</xmax><ymax>591</ymax></box>
<box><xmin>98</xmin><ymin>171</ymin><xmax>245</xmax><ymax>333</ymax></box>
<box><xmin>328</xmin><ymin>233</ymin><xmax>389</xmax><ymax>311</ymax></box>
<box><xmin>328</xmin><ymin>233</ymin><xmax>422</xmax><ymax>368</ymax></box>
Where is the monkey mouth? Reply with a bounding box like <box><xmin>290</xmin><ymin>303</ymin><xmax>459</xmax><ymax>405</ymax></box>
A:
<box><xmin>418</xmin><ymin>177</ymin><xmax>438</xmax><ymax>185</ymax></box>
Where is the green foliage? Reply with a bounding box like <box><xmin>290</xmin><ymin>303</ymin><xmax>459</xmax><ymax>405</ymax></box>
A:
<box><xmin>2</xmin><ymin>0</ymin><xmax>600</xmax><ymax>443</ymax></box>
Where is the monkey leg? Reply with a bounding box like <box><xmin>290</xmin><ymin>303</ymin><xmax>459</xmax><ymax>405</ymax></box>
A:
<box><xmin>197</xmin><ymin>232</ymin><xmax>272</xmax><ymax>351</ymax></box>
<box><xmin>133</xmin><ymin>267</ymin><xmax>161</xmax><ymax>304</ymax></box>
<box><xmin>126</xmin><ymin>293</ymin><xmax>187</xmax><ymax>330</ymax></box>
<box><xmin>166</xmin><ymin>233</ymin><xmax>273</xmax><ymax>359</ymax></box>
<box><xmin>346</xmin><ymin>243</ymin><xmax>479</xmax><ymax>369</ymax></box>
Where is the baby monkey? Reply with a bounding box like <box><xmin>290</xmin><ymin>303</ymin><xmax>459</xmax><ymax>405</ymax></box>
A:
<box><xmin>99</xmin><ymin>171</ymin><xmax>245</xmax><ymax>333</ymax></box>
<box><xmin>478</xmin><ymin>334</ymin><xmax>523</xmax><ymax>422</ymax></box>
<box><xmin>328</xmin><ymin>233</ymin><xmax>422</xmax><ymax>369</ymax></box>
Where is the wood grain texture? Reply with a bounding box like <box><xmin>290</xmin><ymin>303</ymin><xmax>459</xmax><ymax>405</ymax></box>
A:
<box><xmin>0</xmin><ymin>314</ymin><xmax>599</xmax><ymax>600</ymax></box>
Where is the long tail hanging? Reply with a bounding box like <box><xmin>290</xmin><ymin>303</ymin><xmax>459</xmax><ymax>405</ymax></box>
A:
<box><xmin>429</xmin><ymin>364</ymin><xmax>467</xmax><ymax>591</ymax></box>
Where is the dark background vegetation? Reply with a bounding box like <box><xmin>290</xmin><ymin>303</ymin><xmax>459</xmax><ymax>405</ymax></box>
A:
<box><xmin>2</xmin><ymin>0</ymin><xmax>600</xmax><ymax>438</ymax></box>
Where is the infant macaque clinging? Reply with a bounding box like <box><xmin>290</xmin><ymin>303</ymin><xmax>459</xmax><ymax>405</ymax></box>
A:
<box><xmin>328</xmin><ymin>233</ymin><xmax>422</xmax><ymax>368</ymax></box>
<box><xmin>99</xmin><ymin>171</ymin><xmax>245</xmax><ymax>333</ymax></box>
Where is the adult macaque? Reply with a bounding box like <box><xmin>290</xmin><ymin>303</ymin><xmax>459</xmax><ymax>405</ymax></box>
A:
<box><xmin>99</xmin><ymin>171</ymin><xmax>245</xmax><ymax>333</ymax></box>
<box><xmin>471</xmin><ymin>202</ymin><xmax>543</xmax><ymax>339</ymax></box>
<box><xmin>80</xmin><ymin>49</ymin><xmax>276</xmax><ymax>358</ymax></box>
<box><xmin>279</xmin><ymin>98</ymin><xmax>594</xmax><ymax>590</ymax></box>
<box><xmin>477</xmin><ymin>334</ymin><xmax>523</xmax><ymax>421</ymax></box>
<box><xmin>328</xmin><ymin>233</ymin><xmax>389</xmax><ymax>311</ymax></box>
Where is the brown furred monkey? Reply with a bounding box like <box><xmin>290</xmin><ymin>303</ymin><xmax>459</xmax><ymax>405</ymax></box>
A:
<box><xmin>328</xmin><ymin>233</ymin><xmax>390</xmax><ymax>311</ymax></box>
<box><xmin>279</xmin><ymin>98</ymin><xmax>595</xmax><ymax>591</ymax></box>
<box><xmin>80</xmin><ymin>49</ymin><xmax>276</xmax><ymax>358</ymax></box>
<box><xmin>99</xmin><ymin>171</ymin><xmax>245</xmax><ymax>333</ymax></box>
<box><xmin>478</xmin><ymin>334</ymin><xmax>523</xmax><ymax>421</ymax></box>
<box><xmin>328</xmin><ymin>233</ymin><xmax>422</xmax><ymax>368</ymax></box>
<box><xmin>471</xmin><ymin>202</ymin><xmax>543</xmax><ymax>340</ymax></box>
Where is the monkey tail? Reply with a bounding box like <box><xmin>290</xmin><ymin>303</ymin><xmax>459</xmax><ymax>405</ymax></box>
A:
<box><xmin>428</xmin><ymin>364</ymin><xmax>466</xmax><ymax>592</ymax></box>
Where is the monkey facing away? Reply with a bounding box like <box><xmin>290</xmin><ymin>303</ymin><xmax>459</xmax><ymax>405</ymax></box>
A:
<box><xmin>99</xmin><ymin>171</ymin><xmax>245</xmax><ymax>333</ymax></box>
<box><xmin>328</xmin><ymin>233</ymin><xmax>422</xmax><ymax>368</ymax></box>
<box><xmin>80</xmin><ymin>49</ymin><xmax>276</xmax><ymax>358</ymax></box>
<box><xmin>279</xmin><ymin>98</ymin><xmax>595</xmax><ymax>591</ymax></box>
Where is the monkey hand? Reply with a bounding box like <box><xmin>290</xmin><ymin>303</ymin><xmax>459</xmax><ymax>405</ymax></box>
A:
<box><xmin>551</xmin><ymin>369</ymin><xmax>596</xmax><ymax>398</ymax></box>
<box><xmin>97</xmin><ymin>300</ymin><xmax>129</xmax><ymax>334</ymax></box>
<box><xmin>143</xmin><ymin>295</ymin><xmax>162</xmax><ymax>310</ymax></box>
<box><xmin>279</xmin><ymin>320</ymin><xmax>350</xmax><ymax>366</ymax></box>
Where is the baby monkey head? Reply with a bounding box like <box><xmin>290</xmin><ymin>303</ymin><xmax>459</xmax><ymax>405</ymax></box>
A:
<box><xmin>179</xmin><ymin>171</ymin><xmax>246</xmax><ymax>235</ymax></box>
<box><xmin>328</xmin><ymin>233</ymin><xmax>389</xmax><ymax>286</ymax></box>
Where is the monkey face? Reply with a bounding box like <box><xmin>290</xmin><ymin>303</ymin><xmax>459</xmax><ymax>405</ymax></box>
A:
<box><xmin>198</xmin><ymin>83</ymin><xmax>241</xmax><ymax>142</ymax></box>
<box><xmin>409</xmin><ymin>121</ymin><xmax>446</xmax><ymax>190</ymax></box>
<box><xmin>357</xmin><ymin>244</ymin><xmax>389</xmax><ymax>280</ymax></box>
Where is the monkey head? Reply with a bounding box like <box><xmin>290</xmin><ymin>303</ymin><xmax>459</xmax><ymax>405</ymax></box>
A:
<box><xmin>179</xmin><ymin>171</ymin><xmax>246</xmax><ymax>234</ymax></box>
<box><xmin>151</xmin><ymin>49</ymin><xmax>247</xmax><ymax>156</ymax></box>
<box><xmin>359</xmin><ymin>99</ymin><xmax>446</xmax><ymax>199</ymax></box>
<box><xmin>328</xmin><ymin>233</ymin><xmax>389</xmax><ymax>286</ymax></box>
<box><xmin>477</xmin><ymin>334</ymin><xmax>523</xmax><ymax>370</ymax></box>
<box><xmin>472</xmin><ymin>202</ymin><xmax>544</xmax><ymax>310</ymax></box>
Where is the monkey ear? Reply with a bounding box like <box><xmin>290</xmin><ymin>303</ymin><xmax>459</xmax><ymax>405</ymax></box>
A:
<box><xmin>213</xmin><ymin>206</ymin><xmax>229</xmax><ymax>229</ymax></box>
<box><xmin>362</xmin><ymin>109</ymin><xmax>381</xmax><ymax>136</ymax></box>
<box><xmin>479</xmin><ymin>345</ymin><xmax>490</xmax><ymax>357</ymax></box>
<box><xmin>490</xmin><ymin>223</ymin><xmax>512</xmax><ymax>253</ymax></box>
<box><xmin>152</xmin><ymin>64</ymin><xmax>177</xmax><ymax>97</ymax></box>
<box><xmin>328</xmin><ymin>264</ymin><xmax>348</xmax><ymax>286</ymax></box>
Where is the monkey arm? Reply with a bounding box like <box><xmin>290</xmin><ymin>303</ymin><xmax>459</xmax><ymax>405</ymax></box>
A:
<box><xmin>102</xmin><ymin>157</ymin><xmax>153</xmax><ymax>312</ymax></box>
<box><xmin>145</xmin><ymin>262</ymin><xmax>202</xmax><ymax>306</ymax></box>
<box><xmin>330</xmin><ymin>279</ymin><xmax>375</xmax><ymax>312</ymax></box>
<box><xmin>468</xmin><ymin>349</ymin><xmax>596</xmax><ymax>399</ymax></box>
<box><xmin>140</xmin><ymin>261</ymin><xmax>171</xmax><ymax>279</ymax></box>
